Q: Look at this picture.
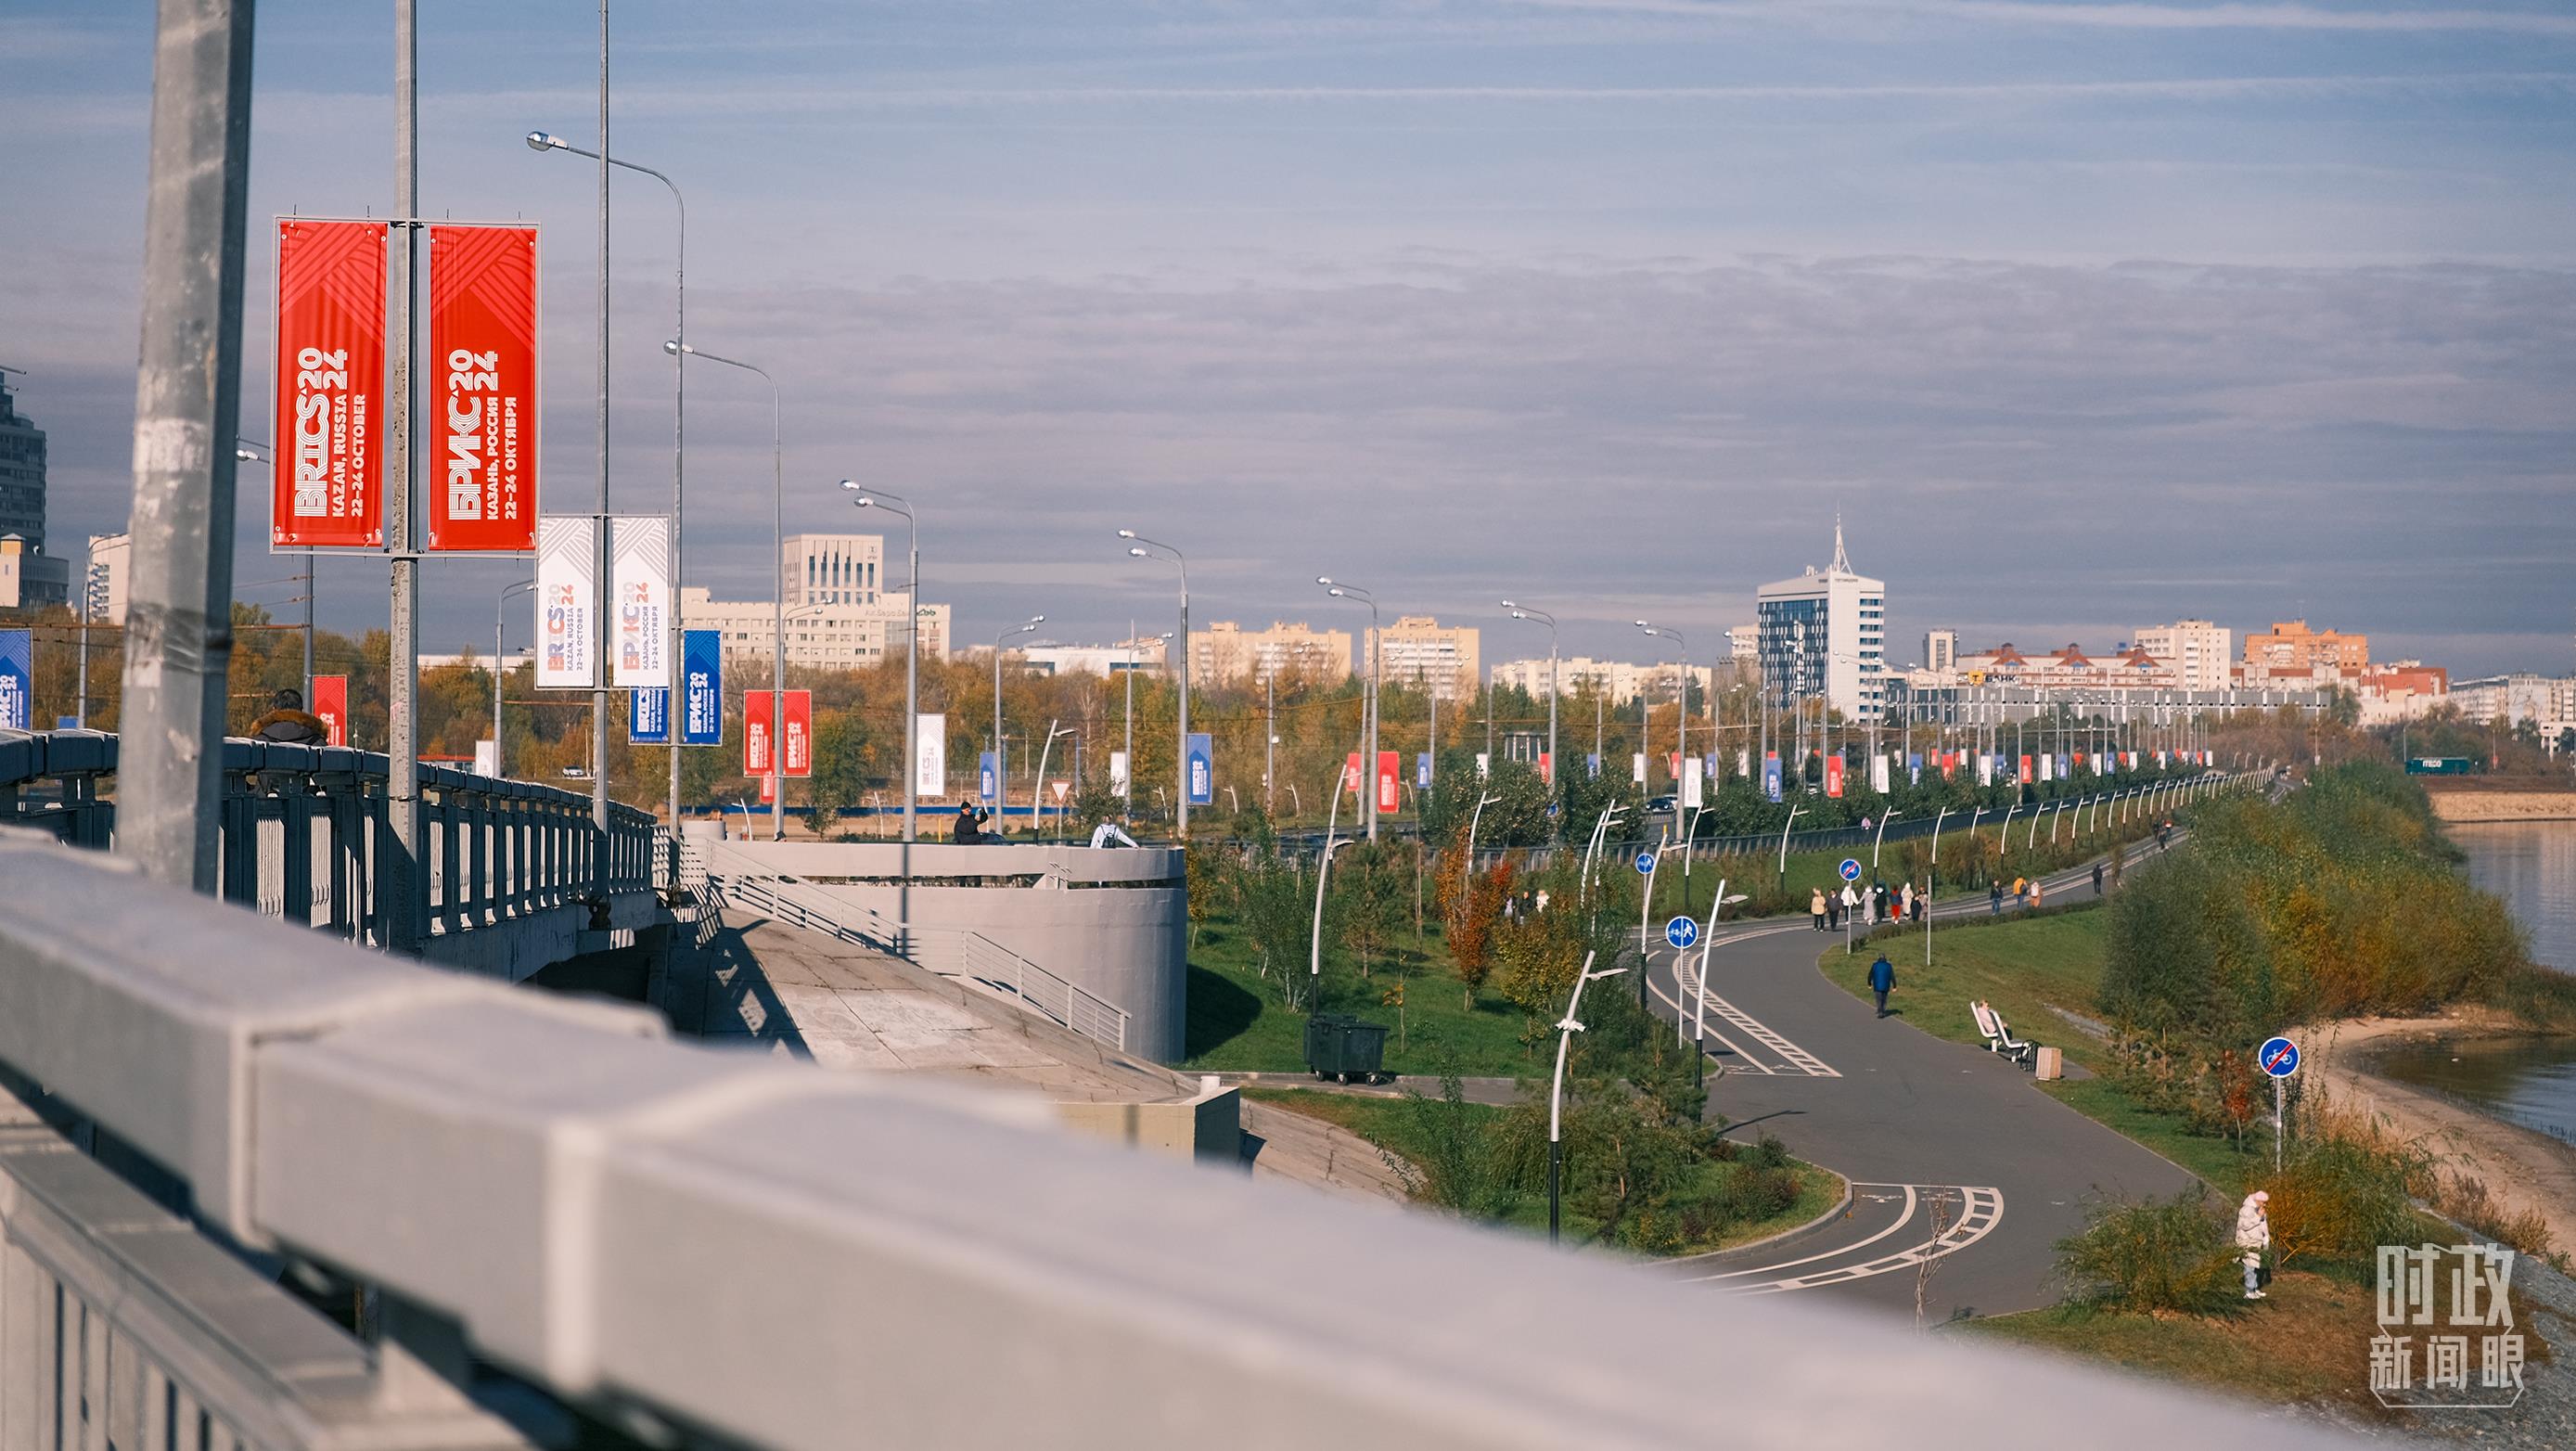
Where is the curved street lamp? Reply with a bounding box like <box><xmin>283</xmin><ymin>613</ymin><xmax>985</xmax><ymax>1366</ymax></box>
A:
<box><xmin>1120</xmin><ymin>531</ymin><xmax>1191</xmax><ymax>835</ymax></box>
<box><xmin>1319</xmin><ymin>578</ymin><xmax>1381</xmax><ymax>841</ymax></box>
<box><xmin>1503</xmin><ymin>600</ymin><xmax>1558</xmax><ymax>794</ymax></box>
<box><xmin>845</xmin><ymin>482</ymin><xmax>922</xmax><ymax>842</ymax></box>
<box><xmin>993</xmin><ymin>615</ymin><xmax>1044</xmax><ymax>815</ymax></box>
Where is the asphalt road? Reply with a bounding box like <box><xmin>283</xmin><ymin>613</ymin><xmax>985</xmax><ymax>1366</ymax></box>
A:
<box><xmin>1630</xmin><ymin>823</ymin><xmax>2211</xmax><ymax>1321</ymax></box>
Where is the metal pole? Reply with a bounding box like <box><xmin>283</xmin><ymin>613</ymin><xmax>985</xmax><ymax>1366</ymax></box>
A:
<box><xmin>117</xmin><ymin>0</ymin><xmax>256</xmax><ymax>892</ymax></box>
<box><xmin>770</xmin><ymin>385</ymin><xmax>783</xmax><ymax>839</ymax></box>
<box><xmin>302</xmin><ymin>550</ymin><xmax>314</xmax><ymax>700</ymax></box>
<box><xmin>1177</xmin><ymin>562</ymin><xmax>1188</xmax><ymax>837</ymax></box>
<box><xmin>386</xmin><ymin>0</ymin><xmax>426</xmax><ymax>942</ymax></box>
<box><xmin>1125</xmin><ymin>621</ymin><xmax>1134</xmax><ymax>806</ymax></box>
<box><xmin>905</xmin><ymin>520</ymin><xmax>919</xmax><ymax>842</ymax></box>
<box><xmin>668</xmin><ymin>180</ymin><xmax>684</xmax><ymax>842</ymax></box>
<box><xmin>590</xmin><ymin>0</ymin><xmax>611</xmax><ymax>843</ymax></box>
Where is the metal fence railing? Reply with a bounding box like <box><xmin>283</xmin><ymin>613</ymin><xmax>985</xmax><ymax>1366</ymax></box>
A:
<box><xmin>0</xmin><ymin>728</ymin><xmax>658</xmax><ymax>951</ymax></box>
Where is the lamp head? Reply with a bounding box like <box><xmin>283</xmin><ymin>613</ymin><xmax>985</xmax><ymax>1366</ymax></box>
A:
<box><xmin>1116</xmin><ymin>529</ymin><xmax>1136</xmax><ymax>539</ymax></box>
<box><xmin>233</xmin><ymin>447</ymin><xmax>261</xmax><ymax>462</ymax></box>
<box><xmin>1510</xmin><ymin>610</ymin><xmax>1527</xmax><ymax>620</ymax></box>
<box><xmin>1634</xmin><ymin>619</ymin><xmax>1651</xmax><ymax>629</ymax></box>
<box><xmin>1327</xmin><ymin>587</ymin><xmax>1345</xmax><ymax>598</ymax></box>
<box><xmin>1030</xmin><ymin>614</ymin><xmax>1046</xmax><ymax>624</ymax></box>
<box><xmin>1500</xmin><ymin>598</ymin><xmax>1517</xmax><ymax>609</ymax></box>
<box><xmin>524</xmin><ymin>131</ymin><xmax>562</xmax><ymax>152</ymax></box>
<box><xmin>1127</xmin><ymin>546</ymin><xmax>1147</xmax><ymax>558</ymax></box>
<box><xmin>1315</xmin><ymin>575</ymin><xmax>1333</xmax><ymax>586</ymax></box>
<box><xmin>852</xmin><ymin>496</ymin><xmax>878</xmax><ymax>510</ymax></box>
<box><xmin>663</xmin><ymin>339</ymin><xmax>688</xmax><ymax>356</ymax></box>
<box><xmin>838</xmin><ymin>479</ymin><xmax>862</xmax><ymax>491</ymax></box>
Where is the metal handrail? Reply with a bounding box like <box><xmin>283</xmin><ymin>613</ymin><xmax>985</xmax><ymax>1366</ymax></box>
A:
<box><xmin>696</xmin><ymin>845</ymin><xmax>1131</xmax><ymax>1052</ymax></box>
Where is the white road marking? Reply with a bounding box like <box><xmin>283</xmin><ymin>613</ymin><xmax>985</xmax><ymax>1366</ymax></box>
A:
<box><xmin>1675</xmin><ymin>1186</ymin><xmax>1916</xmax><ymax>1281</ymax></box>
<box><xmin>1718</xmin><ymin>1186</ymin><xmax>2006</xmax><ymax>1295</ymax></box>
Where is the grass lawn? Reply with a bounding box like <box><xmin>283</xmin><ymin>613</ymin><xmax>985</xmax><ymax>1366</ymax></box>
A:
<box><xmin>1183</xmin><ymin>914</ymin><xmax>1545</xmax><ymax>1079</ymax></box>
<box><xmin>1244</xmin><ymin>1086</ymin><xmax>1845</xmax><ymax>1256</ymax></box>
<box><xmin>1954</xmin><ymin>1270</ymin><xmax>2399</xmax><ymax>1420</ymax></box>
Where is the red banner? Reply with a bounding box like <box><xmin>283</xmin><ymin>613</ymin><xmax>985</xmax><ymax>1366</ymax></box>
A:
<box><xmin>426</xmin><ymin>225</ymin><xmax>539</xmax><ymax>552</ymax></box>
<box><xmin>272</xmin><ymin>219</ymin><xmax>387</xmax><ymax>548</ymax></box>
<box><xmin>745</xmin><ymin>690</ymin><xmax>774</xmax><ymax>777</ymax></box>
<box><xmin>312</xmin><ymin>675</ymin><xmax>348</xmax><ymax>747</ymax></box>
<box><xmin>784</xmin><ymin>690</ymin><xmax>812</xmax><ymax>777</ymax></box>
<box><xmin>1825</xmin><ymin>754</ymin><xmax>1844</xmax><ymax>798</ymax></box>
<box><xmin>2019</xmin><ymin>754</ymin><xmax>2035</xmax><ymax>784</ymax></box>
<box><xmin>1344</xmin><ymin>752</ymin><xmax>1363</xmax><ymax>795</ymax></box>
<box><xmin>1540</xmin><ymin>751</ymin><xmax>1552</xmax><ymax>785</ymax></box>
<box><xmin>1375</xmin><ymin>751</ymin><xmax>1399</xmax><ymax>814</ymax></box>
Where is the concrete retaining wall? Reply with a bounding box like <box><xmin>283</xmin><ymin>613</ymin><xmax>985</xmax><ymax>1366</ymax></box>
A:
<box><xmin>2425</xmin><ymin>790</ymin><xmax>2576</xmax><ymax>824</ymax></box>
<box><xmin>1056</xmin><ymin>1084</ymin><xmax>1242</xmax><ymax>1164</ymax></box>
<box><xmin>698</xmin><ymin>835</ymin><xmax>1189</xmax><ymax>1062</ymax></box>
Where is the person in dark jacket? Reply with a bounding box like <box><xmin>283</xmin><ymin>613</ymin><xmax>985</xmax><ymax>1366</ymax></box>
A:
<box><xmin>247</xmin><ymin>688</ymin><xmax>327</xmax><ymax>746</ymax></box>
<box><xmin>952</xmin><ymin>801</ymin><xmax>982</xmax><ymax>843</ymax></box>
<box><xmin>2092</xmin><ymin>862</ymin><xmax>2105</xmax><ymax>895</ymax></box>
<box><xmin>1867</xmin><ymin>953</ymin><xmax>1895</xmax><ymax>1018</ymax></box>
<box><xmin>1989</xmin><ymin>879</ymin><xmax>2004</xmax><ymax>916</ymax></box>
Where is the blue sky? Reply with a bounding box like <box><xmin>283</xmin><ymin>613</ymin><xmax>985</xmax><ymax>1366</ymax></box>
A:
<box><xmin>5</xmin><ymin>0</ymin><xmax>2572</xmax><ymax>674</ymax></box>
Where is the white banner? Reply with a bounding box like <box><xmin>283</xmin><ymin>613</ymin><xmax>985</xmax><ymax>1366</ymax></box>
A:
<box><xmin>1977</xmin><ymin>751</ymin><xmax>1993</xmax><ymax>787</ymax></box>
<box><xmin>1109</xmin><ymin>750</ymin><xmax>1130</xmax><ymax>798</ymax></box>
<box><xmin>610</xmin><ymin>515</ymin><xmax>670</xmax><ymax>688</ymax></box>
<box><xmin>1631</xmin><ymin>751</ymin><xmax>1647</xmax><ymax>784</ymax></box>
<box><xmin>1737</xmin><ymin>749</ymin><xmax>1750</xmax><ymax>779</ymax></box>
<box><xmin>2039</xmin><ymin>752</ymin><xmax>2055</xmax><ymax>783</ymax></box>
<box><xmin>1475</xmin><ymin>751</ymin><xmax>1490</xmax><ymax>779</ymax></box>
<box><xmin>916</xmin><ymin>713</ymin><xmax>947</xmax><ymax>798</ymax></box>
<box><xmin>1870</xmin><ymin>752</ymin><xmax>1890</xmax><ymax>794</ymax></box>
<box><xmin>534</xmin><ymin>515</ymin><xmax>596</xmax><ymax>688</ymax></box>
<box><xmin>1682</xmin><ymin>757</ymin><xmax>1704</xmax><ymax>810</ymax></box>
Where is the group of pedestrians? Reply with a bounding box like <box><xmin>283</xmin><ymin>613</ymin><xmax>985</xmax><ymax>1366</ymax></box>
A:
<box><xmin>1811</xmin><ymin>879</ymin><xmax>1919</xmax><ymax>931</ymax></box>
<box><xmin>1984</xmin><ymin>875</ymin><xmax>2049</xmax><ymax>915</ymax></box>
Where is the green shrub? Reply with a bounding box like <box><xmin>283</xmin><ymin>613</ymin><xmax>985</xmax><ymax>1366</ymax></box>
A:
<box><xmin>2054</xmin><ymin>1190</ymin><xmax>2241</xmax><ymax>1314</ymax></box>
<box><xmin>2265</xmin><ymin>1135</ymin><xmax>2424</xmax><ymax>1273</ymax></box>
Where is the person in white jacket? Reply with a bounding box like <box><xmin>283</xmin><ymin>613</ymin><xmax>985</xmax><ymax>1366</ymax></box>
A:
<box><xmin>2236</xmin><ymin>1190</ymin><xmax>2272</xmax><ymax>1300</ymax></box>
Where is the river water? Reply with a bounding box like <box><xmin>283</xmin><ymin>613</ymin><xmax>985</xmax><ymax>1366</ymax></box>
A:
<box><xmin>2370</xmin><ymin>821</ymin><xmax>2576</xmax><ymax>1145</ymax></box>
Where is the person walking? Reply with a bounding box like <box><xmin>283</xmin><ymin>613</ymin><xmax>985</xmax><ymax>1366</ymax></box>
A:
<box><xmin>2092</xmin><ymin>861</ymin><xmax>2105</xmax><ymax>896</ymax></box>
<box><xmin>2236</xmin><ymin>1189</ymin><xmax>2273</xmax><ymax>1300</ymax></box>
<box><xmin>1839</xmin><ymin>881</ymin><xmax>1859</xmax><ymax>930</ymax></box>
<box><xmin>1989</xmin><ymin>879</ymin><xmax>2005</xmax><ymax>916</ymax></box>
<box><xmin>2028</xmin><ymin>878</ymin><xmax>2044</xmax><ymax>910</ymax></box>
<box><xmin>1899</xmin><ymin>880</ymin><xmax>1915</xmax><ymax>921</ymax></box>
<box><xmin>1867</xmin><ymin>952</ymin><xmax>1895</xmax><ymax>1018</ymax></box>
<box><xmin>1810</xmin><ymin>887</ymin><xmax>1828</xmax><ymax>932</ymax></box>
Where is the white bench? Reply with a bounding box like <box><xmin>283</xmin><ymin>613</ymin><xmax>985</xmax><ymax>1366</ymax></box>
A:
<box><xmin>1970</xmin><ymin>1000</ymin><xmax>2036</xmax><ymax>1067</ymax></box>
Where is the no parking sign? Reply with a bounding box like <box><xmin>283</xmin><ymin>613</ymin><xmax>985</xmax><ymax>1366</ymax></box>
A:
<box><xmin>1839</xmin><ymin>858</ymin><xmax>1861</xmax><ymax>883</ymax></box>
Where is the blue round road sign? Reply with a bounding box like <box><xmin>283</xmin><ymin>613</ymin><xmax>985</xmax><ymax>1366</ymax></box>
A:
<box><xmin>2258</xmin><ymin>1036</ymin><xmax>2300</xmax><ymax>1078</ymax></box>
<box><xmin>1839</xmin><ymin>858</ymin><xmax>1862</xmax><ymax>882</ymax></box>
<box><xmin>1634</xmin><ymin>851</ymin><xmax>1658</xmax><ymax>875</ymax></box>
<box><xmin>1665</xmin><ymin>916</ymin><xmax>1699</xmax><ymax>950</ymax></box>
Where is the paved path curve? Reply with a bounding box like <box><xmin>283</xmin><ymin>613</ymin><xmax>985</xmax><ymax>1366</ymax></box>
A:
<box><xmin>1629</xmin><ymin>821</ymin><xmax>2217</xmax><ymax>1320</ymax></box>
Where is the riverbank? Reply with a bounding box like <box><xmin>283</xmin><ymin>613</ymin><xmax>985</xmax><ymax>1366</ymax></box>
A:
<box><xmin>2313</xmin><ymin>1012</ymin><xmax>2576</xmax><ymax>1257</ymax></box>
<box><xmin>2423</xmin><ymin>779</ymin><xmax>2576</xmax><ymax>824</ymax></box>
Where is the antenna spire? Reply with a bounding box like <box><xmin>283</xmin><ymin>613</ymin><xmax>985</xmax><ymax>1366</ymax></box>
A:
<box><xmin>1830</xmin><ymin>510</ymin><xmax>1851</xmax><ymax>574</ymax></box>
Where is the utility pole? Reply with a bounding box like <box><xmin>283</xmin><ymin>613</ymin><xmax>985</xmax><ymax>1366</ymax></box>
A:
<box><xmin>386</xmin><ymin>0</ymin><xmax>424</xmax><ymax>950</ymax></box>
<box><xmin>116</xmin><ymin>0</ymin><xmax>255</xmax><ymax>891</ymax></box>
<box><xmin>589</xmin><ymin>0</ymin><xmax>612</xmax><ymax>854</ymax></box>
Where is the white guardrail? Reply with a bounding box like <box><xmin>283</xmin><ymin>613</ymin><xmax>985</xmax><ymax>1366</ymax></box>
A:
<box><xmin>0</xmin><ymin>830</ymin><xmax>2369</xmax><ymax>1451</ymax></box>
<box><xmin>694</xmin><ymin>844</ymin><xmax>1132</xmax><ymax>1053</ymax></box>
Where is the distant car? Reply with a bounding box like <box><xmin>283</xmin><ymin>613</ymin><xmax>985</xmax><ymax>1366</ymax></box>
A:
<box><xmin>1645</xmin><ymin>795</ymin><xmax>1678</xmax><ymax>815</ymax></box>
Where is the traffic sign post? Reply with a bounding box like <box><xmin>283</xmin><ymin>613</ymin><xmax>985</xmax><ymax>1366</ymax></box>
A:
<box><xmin>2259</xmin><ymin>1035</ymin><xmax>2300</xmax><ymax>1172</ymax></box>
<box><xmin>1638</xmin><ymin>834</ymin><xmax>1665</xmax><ymax>1008</ymax></box>
<box><xmin>1634</xmin><ymin>851</ymin><xmax>1657</xmax><ymax>876</ymax></box>
<box><xmin>1839</xmin><ymin>858</ymin><xmax>1861</xmax><ymax>882</ymax></box>
<box><xmin>1665</xmin><ymin>917</ymin><xmax>1698</xmax><ymax>950</ymax></box>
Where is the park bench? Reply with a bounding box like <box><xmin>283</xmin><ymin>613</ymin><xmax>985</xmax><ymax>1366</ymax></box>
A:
<box><xmin>1970</xmin><ymin>1000</ymin><xmax>2036</xmax><ymax>1068</ymax></box>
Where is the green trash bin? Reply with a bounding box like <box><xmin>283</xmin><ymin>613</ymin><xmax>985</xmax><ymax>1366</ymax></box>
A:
<box><xmin>1303</xmin><ymin>1012</ymin><xmax>1391</xmax><ymax>1084</ymax></box>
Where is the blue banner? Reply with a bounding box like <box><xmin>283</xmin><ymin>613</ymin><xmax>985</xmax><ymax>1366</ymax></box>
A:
<box><xmin>2057</xmin><ymin>752</ymin><xmax>2071</xmax><ymax>782</ymax></box>
<box><xmin>629</xmin><ymin>686</ymin><xmax>670</xmax><ymax>743</ymax></box>
<box><xmin>1186</xmin><ymin>733</ymin><xmax>1213</xmax><ymax>805</ymax></box>
<box><xmin>1762</xmin><ymin>751</ymin><xmax>1783</xmax><ymax>803</ymax></box>
<box><xmin>980</xmin><ymin>751</ymin><xmax>999</xmax><ymax>804</ymax></box>
<box><xmin>1908</xmin><ymin>751</ymin><xmax>1923</xmax><ymax>785</ymax></box>
<box><xmin>1586</xmin><ymin>752</ymin><xmax>1600</xmax><ymax>778</ymax></box>
<box><xmin>0</xmin><ymin>629</ymin><xmax>32</xmax><ymax>731</ymax></box>
<box><xmin>680</xmin><ymin>629</ymin><xmax>724</xmax><ymax>745</ymax></box>
<box><xmin>1416</xmin><ymin>751</ymin><xmax>1432</xmax><ymax>789</ymax></box>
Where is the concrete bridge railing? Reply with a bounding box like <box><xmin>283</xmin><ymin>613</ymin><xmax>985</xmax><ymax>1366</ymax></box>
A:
<box><xmin>0</xmin><ymin>729</ymin><xmax>664</xmax><ymax>982</ymax></box>
<box><xmin>0</xmin><ymin>829</ymin><xmax>2359</xmax><ymax>1451</ymax></box>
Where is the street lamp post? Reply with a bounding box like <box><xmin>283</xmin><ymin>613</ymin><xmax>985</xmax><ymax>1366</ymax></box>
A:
<box><xmin>1319</xmin><ymin>579</ymin><xmax>1381</xmax><ymax>841</ymax></box>
<box><xmin>993</xmin><ymin>615</ymin><xmax>1044</xmax><ymax>813</ymax></box>
<box><xmin>1775</xmin><ymin>803</ymin><xmax>1808</xmax><ymax>886</ymax></box>
<box><xmin>1034</xmin><ymin>721</ymin><xmax>1072</xmax><ymax>836</ymax></box>
<box><xmin>672</xmin><ymin>342</ymin><xmax>779</xmax><ymax>833</ymax></box>
<box><xmin>1503</xmin><ymin>601</ymin><xmax>1558</xmax><ymax>794</ymax></box>
<box><xmin>1690</xmin><ymin>883</ymin><xmax>1749</xmax><ymax>1089</ymax></box>
<box><xmin>1120</xmin><ymin>531</ymin><xmax>1190</xmax><ymax>836</ymax></box>
<box><xmin>1639</xmin><ymin>624</ymin><xmax>1688</xmax><ymax>809</ymax></box>
<box><xmin>529</xmin><ymin>130</ymin><xmax>685</xmax><ymax>837</ymax></box>
<box><xmin>1549</xmin><ymin>951</ymin><xmax>1628</xmax><ymax>1245</ymax></box>
<box><xmin>847</xmin><ymin>483</ymin><xmax>921</xmax><ymax>842</ymax></box>
<box><xmin>495</xmin><ymin>580</ymin><xmax>535</xmax><ymax>777</ymax></box>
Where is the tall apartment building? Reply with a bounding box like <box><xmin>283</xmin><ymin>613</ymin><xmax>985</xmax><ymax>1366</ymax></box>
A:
<box><xmin>2134</xmin><ymin>619</ymin><xmax>2232</xmax><ymax>691</ymax></box>
<box><xmin>86</xmin><ymin>533</ymin><xmax>130</xmax><ymax>625</ymax></box>
<box><xmin>0</xmin><ymin>374</ymin><xmax>47</xmax><ymax>559</ymax></box>
<box><xmin>679</xmin><ymin>536</ymin><xmax>950</xmax><ymax>669</ymax></box>
<box><xmin>1923</xmin><ymin>629</ymin><xmax>1958</xmax><ymax>674</ymax></box>
<box><xmin>1366</xmin><ymin>616</ymin><xmax>1480</xmax><ymax>700</ymax></box>
<box><xmin>2243</xmin><ymin>620</ymin><xmax>2366</xmax><ymax>674</ymax></box>
<box><xmin>1188</xmin><ymin>621</ymin><xmax>1352</xmax><ymax>687</ymax></box>
<box><xmin>1725</xmin><ymin>624</ymin><xmax>1758</xmax><ymax>662</ymax></box>
<box><xmin>1754</xmin><ymin>521</ymin><xmax>1887</xmax><ymax>722</ymax></box>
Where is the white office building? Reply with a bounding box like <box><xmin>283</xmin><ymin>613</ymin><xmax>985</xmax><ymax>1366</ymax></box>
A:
<box><xmin>1489</xmin><ymin>657</ymin><xmax>1713</xmax><ymax>702</ymax></box>
<box><xmin>2134</xmin><ymin>619</ymin><xmax>2233</xmax><ymax>692</ymax></box>
<box><xmin>678</xmin><ymin>535</ymin><xmax>950</xmax><ymax>668</ymax></box>
<box><xmin>1754</xmin><ymin>521</ymin><xmax>1887</xmax><ymax>723</ymax></box>
<box><xmin>1924</xmin><ymin>629</ymin><xmax>1957</xmax><ymax>674</ymax></box>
